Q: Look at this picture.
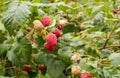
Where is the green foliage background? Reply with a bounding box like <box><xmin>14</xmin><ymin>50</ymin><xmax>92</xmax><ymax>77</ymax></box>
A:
<box><xmin>1</xmin><ymin>0</ymin><xmax>120</xmax><ymax>78</ymax></box>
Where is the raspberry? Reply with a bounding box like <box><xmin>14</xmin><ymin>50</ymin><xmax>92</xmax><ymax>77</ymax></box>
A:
<box><xmin>59</xmin><ymin>20</ymin><xmax>67</xmax><ymax>25</ymax></box>
<box><xmin>41</xmin><ymin>16</ymin><xmax>50</xmax><ymax>26</ymax></box>
<box><xmin>58</xmin><ymin>19</ymin><xmax>68</xmax><ymax>26</ymax></box>
<box><xmin>44</xmin><ymin>42</ymin><xmax>55</xmax><ymax>51</ymax></box>
<box><xmin>57</xmin><ymin>25</ymin><xmax>62</xmax><ymax>30</ymax></box>
<box><xmin>38</xmin><ymin>64</ymin><xmax>44</xmax><ymax>71</ymax></box>
<box><xmin>80</xmin><ymin>73</ymin><xmax>91</xmax><ymax>78</ymax></box>
<box><xmin>46</xmin><ymin>33</ymin><xmax>57</xmax><ymax>46</ymax></box>
<box><xmin>27</xmin><ymin>27</ymin><xmax>31</xmax><ymax>32</ymax></box>
<box><xmin>57</xmin><ymin>19</ymin><xmax>68</xmax><ymax>30</ymax></box>
<box><xmin>71</xmin><ymin>65</ymin><xmax>81</xmax><ymax>75</ymax></box>
<box><xmin>23</xmin><ymin>64</ymin><xmax>31</xmax><ymax>72</ymax></box>
<box><xmin>53</xmin><ymin>28</ymin><xmax>61</xmax><ymax>38</ymax></box>
<box><xmin>71</xmin><ymin>53</ymin><xmax>80</xmax><ymax>62</ymax></box>
<box><xmin>33</xmin><ymin>20</ymin><xmax>43</xmax><ymax>30</ymax></box>
<box><xmin>44</xmin><ymin>33</ymin><xmax>57</xmax><ymax>51</ymax></box>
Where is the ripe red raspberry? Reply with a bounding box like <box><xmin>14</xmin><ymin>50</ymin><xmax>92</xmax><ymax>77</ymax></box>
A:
<box><xmin>41</xmin><ymin>16</ymin><xmax>50</xmax><ymax>26</ymax></box>
<box><xmin>46</xmin><ymin>33</ymin><xmax>57</xmax><ymax>46</ymax></box>
<box><xmin>80</xmin><ymin>73</ymin><xmax>91</xmax><ymax>78</ymax></box>
<box><xmin>23</xmin><ymin>64</ymin><xmax>31</xmax><ymax>72</ymax></box>
<box><xmin>27</xmin><ymin>27</ymin><xmax>31</xmax><ymax>32</ymax></box>
<box><xmin>44</xmin><ymin>42</ymin><xmax>55</xmax><ymax>51</ymax></box>
<box><xmin>53</xmin><ymin>28</ymin><xmax>61</xmax><ymax>38</ymax></box>
<box><xmin>57</xmin><ymin>25</ymin><xmax>62</xmax><ymax>30</ymax></box>
<box><xmin>38</xmin><ymin>64</ymin><xmax>44</xmax><ymax>71</ymax></box>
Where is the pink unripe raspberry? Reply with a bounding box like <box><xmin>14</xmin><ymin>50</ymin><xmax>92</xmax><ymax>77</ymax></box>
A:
<box><xmin>41</xmin><ymin>16</ymin><xmax>50</xmax><ymax>26</ymax></box>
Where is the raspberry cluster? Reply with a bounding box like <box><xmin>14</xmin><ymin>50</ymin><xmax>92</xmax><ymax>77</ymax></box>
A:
<box><xmin>32</xmin><ymin>16</ymin><xmax>67</xmax><ymax>52</ymax></box>
<box><xmin>43</xmin><ymin>18</ymin><xmax>68</xmax><ymax>51</ymax></box>
<box><xmin>71</xmin><ymin>65</ymin><xmax>91</xmax><ymax>78</ymax></box>
<box><xmin>44</xmin><ymin>28</ymin><xmax>62</xmax><ymax>51</ymax></box>
<box><xmin>32</xmin><ymin>16</ymin><xmax>50</xmax><ymax>31</ymax></box>
<box><xmin>44</xmin><ymin>33</ymin><xmax>57</xmax><ymax>51</ymax></box>
<box><xmin>70</xmin><ymin>53</ymin><xmax>91</xmax><ymax>78</ymax></box>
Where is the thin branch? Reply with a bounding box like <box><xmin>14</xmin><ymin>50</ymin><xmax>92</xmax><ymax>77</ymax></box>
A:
<box><xmin>78</xmin><ymin>2</ymin><xmax>104</xmax><ymax>8</ymax></box>
<box><xmin>99</xmin><ymin>44</ymin><xmax>120</xmax><ymax>50</ymax></box>
<box><xmin>6</xmin><ymin>66</ymin><xmax>16</xmax><ymax>70</ymax></box>
<box><xmin>6</xmin><ymin>66</ymin><xmax>19</xmax><ymax>77</ymax></box>
<box><xmin>105</xmin><ymin>45</ymin><xmax>120</xmax><ymax>48</ymax></box>
<box><xmin>99</xmin><ymin>21</ymin><xmax>119</xmax><ymax>50</ymax></box>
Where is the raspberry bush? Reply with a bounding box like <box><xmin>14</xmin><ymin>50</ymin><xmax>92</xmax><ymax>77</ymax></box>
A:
<box><xmin>1</xmin><ymin>0</ymin><xmax>120</xmax><ymax>78</ymax></box>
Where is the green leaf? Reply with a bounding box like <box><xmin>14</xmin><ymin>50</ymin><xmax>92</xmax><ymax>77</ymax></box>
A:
<box><xmin>39</xmin><ymin>54</ymin><xmax>65</xmax><ymax>78</ymax></box>
<box><xmin>28</xmin><ymin>2</ymin><xmax>64</xmax><ymax>7</ymax></box>
<box><xmin>38</xmin><ymin>9</ymin><xmax>45</xmax><ymax>15</ymax></box>
<box><xmin>100</xmin><ymin>49</ymin><xmax>111</xmax><ymax>58</ymax></box>
<box><xmin>91</xmin><ymin>5</ymin><xmax>103</xmax><ymax>14</ymax></box>
<box><xmin>6</xmin><ymin>69</ymin><xmax>14</xmax><ymax>76</ymax></box>
<box><xmin>103</xmin><ymin>69</ymin><xmax>110</xmax><ymax>78</ymax></box>
<box><xmin>0</xmin><ymin>44</ymin><xmax>10</xmax><ymax>56</ymax></box>
<box><xmin>0</xmin><ymin>65</ymin><xmax>5</xmax><ymax>76</ymax></box>
<box><xmin>40</xmin><ymin>0</ymin><xmax>48</xmax><ymax>3</ymax></box>
<box><xmin>39</xmin><ymin>54</ymin><xmax>53</xmax><ymax>66</ymax></box>
<box><xmin>62</xmin><ymin>24</ymin><xmax>77</xmax><ymax>34</ymax></box>
<box><xmin>58</xmin><ymin>51</ymin><xmax>72</xmax><ymax>65</ymax></box>
<box><xmin>58</xmin><ymin>73</ymin><xmax>66</xmax><ymax>78</ymax></box>
<box><xmin>17</xmin><ymin>71</ymin><xmax>29</xmax><ymax>78</ymax></box>
<box><xmin>0</xmin><ymin>22</ymin><xmax>5</xmax><ymax>31</ymax></box>
<box><xmin>0</xmin><ymin>76</ymin><xmax>14</xmax><ymax>78</ymax></box>
<box><xmin>47</xmin><ymin>59</ymin><xmax>65</xmax><ymax>78</ymax></box>
<box><xmin>32</xmin><ymin>0</ymin><xmax>40</xmax><ymax>3</ymax></box>
<box><xmin>2</xmin><ymin>2</ymin><xmax>31</xmax><ymax>35</ymax></box>
<box><xmin>7</xmin><ymin>50</ymin><xmax>20</xmax><ymax>66</ymax></box>
<box><xmin>94</xmin><ymin>13</ymin><xmax>104</xmax><ymax>22</ymax></box>
<box><xmin>86</xmin><ymin>47</ymin><xmax>98</xmax><ymax>57</ymax></box>
<box><xmin>37</xmin><ymin>36</ymin><xmax>45</xmax><ymax>47</ymax></box>
<box><xmin>15</xmin><ymin>29</ymin><xmax>24</xmax><ymax>39</ymax></box>
<box><xmin>80</xmin><ymin>60</ymin><xmax>94</xmax><ymax>71</ymax></box>
<box><xmin>115</xmin><ymin>27</ymin><xmax>120</xmax><ymax>33</ymax></box>
<box><xmin>0</xmin><ymin>31</ymin><xmax>6</xmax><ymax>43</ymax></box>
<box><xmin>85</xmin><ymin>7</ymin><xmax>92</xmax><ymax>15</ymax></box>
<box><xmin>109</xmin><ymin>53</ymin><xmax>120</xmax><ymax>66</ymax></box>
<box><xmin>57</xmin><ymin>3</ymin><xmax>74</xmax><ymax>12</ymax></box>
<box><xmin>14</xmin><ymin>38</ymin><xmax>32</xmax><ymax>62</ymax></box>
